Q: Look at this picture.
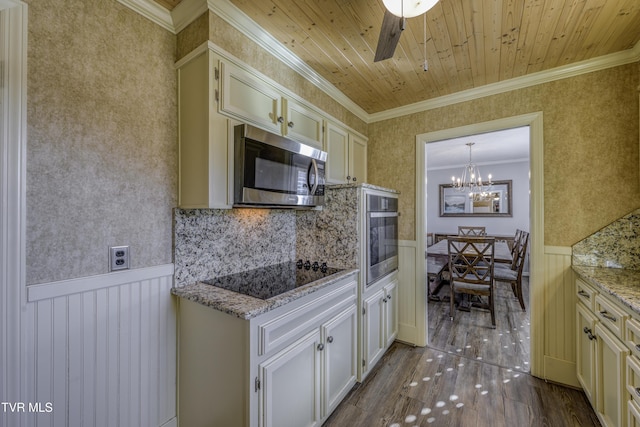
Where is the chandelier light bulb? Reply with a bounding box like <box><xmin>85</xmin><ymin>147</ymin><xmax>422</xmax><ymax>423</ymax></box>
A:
<box><xmin>383</xmin><ymin>0</ymin><xmax>439</xmax><ymax>18</ymax></box>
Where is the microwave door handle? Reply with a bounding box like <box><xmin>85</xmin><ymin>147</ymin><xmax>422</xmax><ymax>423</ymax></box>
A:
<box><xmin>308</xmin><ymin>159</ymin><xmax>319</xmax><ymax>195</ymax></box>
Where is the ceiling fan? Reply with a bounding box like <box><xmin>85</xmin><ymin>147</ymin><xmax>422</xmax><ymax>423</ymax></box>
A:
<box><xmin>374</xmin><ymin>0</ymin><xmax>439</xmax><ymax>62</ymax></box>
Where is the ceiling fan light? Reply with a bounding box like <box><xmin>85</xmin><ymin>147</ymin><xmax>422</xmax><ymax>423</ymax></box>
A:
<box><xmin>382</xmin><ymin>0</ymin><xmax>439</xmax><ymax>18</ymax></box>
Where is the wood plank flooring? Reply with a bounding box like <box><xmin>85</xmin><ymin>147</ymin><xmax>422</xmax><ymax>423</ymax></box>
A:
<box><xmin>428</xmin><ymin>277</ymin><xmax>531</xmax><ymax>371</ymax></box>
<box><xmin>324</xmin><ymin>277</ymin><xmax>601</xmax><ymax>426</ymax></box>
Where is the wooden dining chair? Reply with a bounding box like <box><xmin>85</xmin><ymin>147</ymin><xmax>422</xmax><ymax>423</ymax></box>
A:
<box><xmin>458</xmin><ymin>225</ymin><xmax>486</xmax><ymax>236</ymax></box>
<box><xmin>495</xmin><ymin>231</ymin><xmax>529</xmax><ymax>311</ymax></box>
<box><xmin>447</xmin><ymin>236</ymin><xmax>496</xmax><ymax>328</ymax></box>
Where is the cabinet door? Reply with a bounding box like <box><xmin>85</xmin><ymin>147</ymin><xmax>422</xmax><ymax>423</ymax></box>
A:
<box><xmin>322</xmin><ymin>306</ymin><xmax>357</xmax><ymax>417</ymax></box>
<box><xmin>220</xmin><ymin>61</ymin><xmax>281</xmax><ymax>134</ymax></box>
<box><xmin>283</xmin><ymin>98</ymin><xmax>324</xmax><ymax>149</ymax></box>
<box><xmin>259</xmin><ymin>330</ymin><xmax>322</xmax><ymax>427</ymax></box>
<box><xmin>595</xmin><ymin>322</ymin><xmax>630</xmax><ymax>427</ymax></box>
<box><xmin>363</xmin><ymin>288</ymin><xmax>386</xmax><ymax>374</ymax></box>
<box><xmin>384</xmin><ymin>279</ymin><xmax>398</xmax><ymax>347</ymax></box>
<box><xmin>348</xmin><ymin>133</ymin><xmax>367</xmax><ymax>184</ymax></box>
<box><xmin>576</xmin><ymin>302</ymin><xmax>598</xmax><ymax>406</ymax></box>
<box><xmin>325</xmin><ymin>121</ymin><xmax>349</xmax><ymax>184</ymax></box>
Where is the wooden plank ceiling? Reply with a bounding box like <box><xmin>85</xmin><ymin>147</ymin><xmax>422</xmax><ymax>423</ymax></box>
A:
<box><xmin>159</xmin><ymin>0</ymin><xmax>640</xmax><ymax>114</ymax></box>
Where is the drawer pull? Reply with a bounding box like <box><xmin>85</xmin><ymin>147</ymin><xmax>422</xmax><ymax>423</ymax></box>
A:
<box><xmin>599</xmin><ymin>311</ymin><xmax>617</xmax><ymax>322</ymax></box>
<box><xmin>635</xmin><ymin>344</ymin><xmax>640</xmax><ymax>352</ymax></box>
<box><xmin>636</xmin><ymin>387</ymin><xmax>640</xmax><ymax>398</ymax></box>
<box><xmin>577</xmin><ymin>290</ymin><xmax>590</xmax><ymax>299</ymax></box>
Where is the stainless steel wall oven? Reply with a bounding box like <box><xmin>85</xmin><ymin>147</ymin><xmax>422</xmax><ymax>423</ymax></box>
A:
<box><xmin>365</xmin><ymin>192</ymin><xmax>399</xmax><ymax>286</ymax></box>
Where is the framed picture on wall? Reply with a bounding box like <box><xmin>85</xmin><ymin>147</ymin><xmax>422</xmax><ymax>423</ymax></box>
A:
<box><xmin>439</xmin><ymin>180</ymin><xmax>513</xmax><ymax>217</ymax></box>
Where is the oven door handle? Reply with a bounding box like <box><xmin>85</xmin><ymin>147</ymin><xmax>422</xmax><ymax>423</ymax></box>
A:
<box><xmin>369</xmin><ymin>212</ymin><xmax>398</xmax><ymax>218</ymax></box>
<box><xmin>308</xmin><ymin>159</ymin><xmax>319</xmax><ymax>195</ymax></box>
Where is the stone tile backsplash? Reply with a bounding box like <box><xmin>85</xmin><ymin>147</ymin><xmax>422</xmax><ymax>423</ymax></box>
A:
<box><xmin>572</xmin><ymin>208</ymin><xmax>640</xmax><ymax>270</ymax></box>
<box><xmin>174</xmin><ymin>208</ymin><xmax>296</xmax><ymax>286</ymax></box>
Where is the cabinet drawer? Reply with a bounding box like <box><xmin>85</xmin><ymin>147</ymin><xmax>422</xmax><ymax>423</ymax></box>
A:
<box><xmin>627</xmin><ymin>318</ymin><xmax>640</xmax><ymax>359</ymax></box>
<box><xmin>629</xmin><ymin>399</ymin><xmax>640</xmax><ymax>427</ymax></box>
<box><xmin>257</xmin><ymin>279</ymin><xmax>357</xmax><ymax>357</ymax></box>
<box><xmin>596</xmin><ymin>294</ymin><xmax>628</xmax><ymax>339</ymax></box>
<box><xmin>628</xmin><ymin>356</ymin><xmax>640</xmax><ymax>407</ymax></box>
<box><xmin>576</xmin><ymin>278</ymin><xmax>597</xmax><ymax>312</ymax></box>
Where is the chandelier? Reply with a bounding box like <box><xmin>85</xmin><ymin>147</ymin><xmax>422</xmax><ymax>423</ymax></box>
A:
<box><xmin>451</xmin><ymin>142</ymin><xmax>492</xmax><ymax>195</ymax></box>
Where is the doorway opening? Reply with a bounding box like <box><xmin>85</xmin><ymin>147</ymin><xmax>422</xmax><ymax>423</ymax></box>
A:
<box><xmin>425</xmin><ymin>126</ymin><xmax>531</xmax><ymax>372</ymax></box>
<box><xmin>414</xmin><ymin>112</ymin><xmax>544</xmax><ymax>377</ymax></box>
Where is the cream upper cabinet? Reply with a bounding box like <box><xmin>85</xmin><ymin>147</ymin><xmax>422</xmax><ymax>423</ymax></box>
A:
<box><xmin>348</xmin><ymin>133</ymin><xmax>367</xmax><ymax>185</ymax></box>
<box><xmin>220</xmin><ymin>60</ymin><xmax>282</xmax><ymax>135</ymax></box>
<box><xmin>220</xmin><ymin>61</ymin><xmax>324</xmax><ymax>149</ymax></box>
<box><xmin>325</xmin><ymin>121</ymin><xmax>367</xmax><ymax>184</ymax></box>
<box><xmin>283</xmin><ymin>98</ymin><xmax>324</xmax><ymax>148</ymax></box>
<box><xmin>177</xmin><ymin>49</ymin><xmax>233</xmax><ymax>209</ymax></box>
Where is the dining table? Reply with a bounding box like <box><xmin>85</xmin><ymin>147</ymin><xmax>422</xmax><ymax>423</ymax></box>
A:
<box><xmin>426</xmin><ymin>238</ymin><xmax>513</xmax><ymax>264</ymax></box>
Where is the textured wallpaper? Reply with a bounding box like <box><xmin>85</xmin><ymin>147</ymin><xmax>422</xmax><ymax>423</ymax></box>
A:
<box><xmin>368</xmin><ymin>63</ymin><xmax>640</xmax><ymax>246</ymax></box>
<box><xmin>25</xmin><ymin>0</ymin><xmax>177</xmax><ymax>284</ymax></box>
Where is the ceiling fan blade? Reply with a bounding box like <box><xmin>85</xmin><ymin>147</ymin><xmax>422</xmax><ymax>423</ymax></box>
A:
<box><xmin>374</xmin><ymin>9</ymin><xmax>405</xmax><ymax>62</ymax></box>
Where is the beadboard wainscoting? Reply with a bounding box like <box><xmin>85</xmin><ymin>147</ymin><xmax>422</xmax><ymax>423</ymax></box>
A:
<box><xmin>24</xmin><ymin>265</ymin><xmax>177</xmax><ymax>427</ymax></box>
<box><xmin>543</xmin><ymin>245</ymin><xmax>579</xmax><ymax>387</ymax></box>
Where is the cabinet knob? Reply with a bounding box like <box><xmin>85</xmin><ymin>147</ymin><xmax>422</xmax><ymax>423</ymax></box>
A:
<box><xmin>327</xmin><ymin>336</ymin><xmax>334</xmax><ymax>344</ymax></box>
<box><xmin>352</xmin><ymin>177</ymin><xmax>357</xmax><ymax>182</ymax></box>
<box><xmin>383</xmin><ymin>297</ymin><xmax>388</xmax><ymax>303</ymax></box>
<box><xmin>277</xmin><ymin>116</ymin><xmax>285</xmax><ymax>123</ymax></box>
<box><xmin>317</xmin><ymin>343</ymin><xmax>325</xmax><ymax>351</ymax></box>
<box><xmin>346</xmin><ymin>175</ymin><xmax>351</xmax><ymax>181</ymax></box>
<box><xmin>288</xmin><ymin>121</ymin><xmax>294</xmax><ymax>128</ymax></box>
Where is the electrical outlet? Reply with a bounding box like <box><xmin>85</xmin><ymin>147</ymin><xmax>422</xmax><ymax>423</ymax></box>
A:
<box><xmin>109</xmin><ymin>245</ymin><xmax>130</xmax><ymax>271</ymax></box>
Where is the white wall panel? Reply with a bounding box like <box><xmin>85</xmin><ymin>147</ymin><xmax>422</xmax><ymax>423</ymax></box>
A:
<box><xmin>28</xmin><ymin>266</ymin><xmax>176</xmax><ymax>427</ymax></box>
<box><xmin>543</xmin><ymin>246</ymin><xmax>579</xmax><ymax>387</ymax></box>
<box><xmin>397</xmin><ymin>241</ymin><xmax>420</xmax><ymax>345</ymax></box>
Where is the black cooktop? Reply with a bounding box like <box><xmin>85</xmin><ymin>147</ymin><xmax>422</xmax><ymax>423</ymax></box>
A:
<box><xmin>202</xmin><ymin>260</ymin><xmax>342</xmax><ymax>300</ymax></box>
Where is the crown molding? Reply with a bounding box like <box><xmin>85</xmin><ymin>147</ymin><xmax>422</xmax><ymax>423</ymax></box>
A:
<box><xmin>369</xmin><ymin>40</ymin><xmax>640</xmax><ymax>123</ymax></box>
<box><xmin>116</xmin><ymin>0</ymin><xmax>174</xmax><ymax>32</ymax></box>
<box><xmin>117</xmin><ymin>0</ymin><xmax>640</xmax><ymax>126</ymax></box>
<box><xmin>204</xmin><ymin>0</ymin><xmax>370</xmax><ymax>122</ymax></box>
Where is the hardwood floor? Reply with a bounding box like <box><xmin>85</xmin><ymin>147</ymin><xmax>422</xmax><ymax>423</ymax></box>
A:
<box><xmin>428</xmin><ymin>276</ymin><xmax>531</xmax><ymax>371</ymax></box>
<box><xmin>324</xmin><ymin>277</ymin><xmax>601</xmax><ymax>426</ymax></box>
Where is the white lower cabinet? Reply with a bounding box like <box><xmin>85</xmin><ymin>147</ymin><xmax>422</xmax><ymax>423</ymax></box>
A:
<box><xmin>177</xmin><ymin>274</ymin><xmax>358</xmax><ymax>427</ymax></box>
<box><xmin>259</xmin><ymin>330</ymin><xmax>322</xmax><ymax>427</ymax></box>
<box><xmin>576</xmin><ymin>276</ymin><xmax>637</xmax><ymax>427</ymax></box>
<box><xmin>258</xmin><ymin>304</ymin><xmax>357</xmax><ymax>427</ymax></box>
<box><xmin>362</xmin><ymin>274</ymin><xmax>398</xmax><ymax>378</ymax></box>
<box><xmin>323</xmin><ymin>305</ymin><xmax>358</xmax><ymax>415</ymax></box>
<box><xmin>577</xmin><ymin>302</ymin><xmax>598</xmax><ymax>405</ymax></box>
<box><xmin>595</xmin><ymin>322</ymin><xmax>629</xmax><ymax>427</ymax></box>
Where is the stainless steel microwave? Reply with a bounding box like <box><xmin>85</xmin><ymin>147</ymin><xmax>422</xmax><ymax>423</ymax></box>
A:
<box><xmin>233</xmin><ymin>124</ymin><xmax>327</xmax><ymax>208</ymax></box>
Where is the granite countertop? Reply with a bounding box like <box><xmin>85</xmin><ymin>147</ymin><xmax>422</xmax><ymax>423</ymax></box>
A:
<box><xmin>172</xmin><ymin>268</ymin><xmax>359</xmax><ymax>320</ymax></box>
<box><xmin>572</xmin><ymin>265</ymin><xmax>640</xmax><ymax>315</ymax></box>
